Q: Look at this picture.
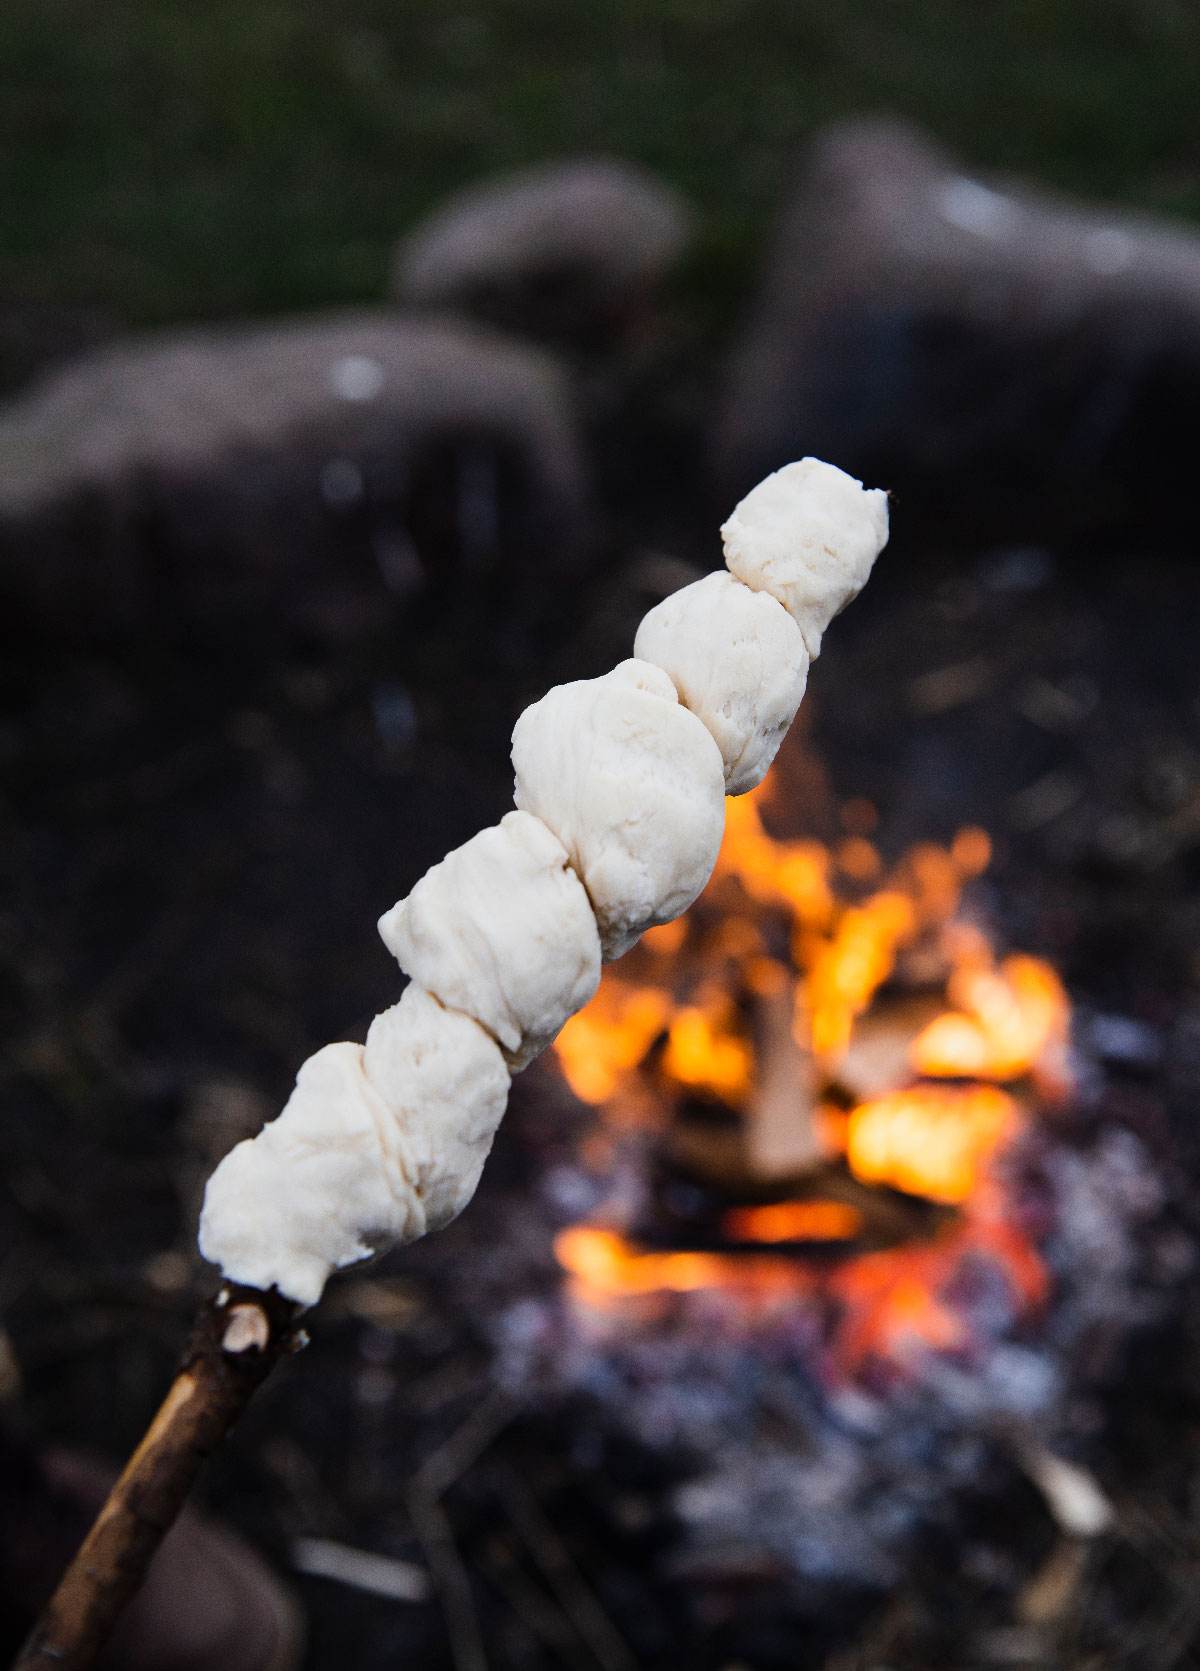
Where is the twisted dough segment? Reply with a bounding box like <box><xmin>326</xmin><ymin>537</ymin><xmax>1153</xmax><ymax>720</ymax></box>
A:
<box><xmin>635</xmin><ymin>570</ymin><xmax>808</xmax><ymax>796</ymax></box>
<box><xmin>512</xmin><ymin>658</ymin><xmax>727</xmax><ymax>961</ymax></box>
<box><xmin>720</xmin><ymin>457</ymin><xmax>889</xmax><ymax>658</ymax></box>
<box><xmin>199</xmin><ymin>989</ymin><xmax>508</xmax><ymax>1305</ymax></box>
<box><xmin>377</xmin><ymin>810</ymin><xmax>601</xmax><ymax>1072</ymax></box>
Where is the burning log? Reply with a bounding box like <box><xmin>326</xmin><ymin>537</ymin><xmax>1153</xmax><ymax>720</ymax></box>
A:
<box><xmin>743</xmin><ymin>966</ymin><xmax>830</xmax><ymax>1179</ymax></box>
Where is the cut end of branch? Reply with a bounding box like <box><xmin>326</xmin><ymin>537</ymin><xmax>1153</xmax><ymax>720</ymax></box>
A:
<box><xmin>221</xmin><ymin>1303</ymin><xmax>271</xmax><ymax>1354</ymax></box>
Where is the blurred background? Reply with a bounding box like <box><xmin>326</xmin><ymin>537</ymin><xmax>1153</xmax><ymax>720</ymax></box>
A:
<box><xmin>4</xmin><ymin>3</ymin><xmax>1200</xmax><ymax>1668</ymax></box>
<box><xmin>4</xmin><ymin>0</ymin><xmax>1200</xmax><ymax>354</ymax></box>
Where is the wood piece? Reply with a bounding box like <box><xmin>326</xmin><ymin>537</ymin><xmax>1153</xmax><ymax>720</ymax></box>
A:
<box><xmin>745</xmin><ymin>974</ymin><xmax>831</xmax><ymax>1179</ymax></box>
<box><xmin>13</xmin><ymin>1283</ymin><xmax>302</xmax><ymax>1671</ymax></box>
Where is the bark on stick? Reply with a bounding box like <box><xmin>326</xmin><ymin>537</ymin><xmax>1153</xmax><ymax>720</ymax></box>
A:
<box><xmin>13</xmin><ymin>1283</ymin><xmax>303</xmax><ymax>1671</ymax></box>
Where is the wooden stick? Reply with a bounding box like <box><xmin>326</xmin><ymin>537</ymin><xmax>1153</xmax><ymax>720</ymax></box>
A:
<box><xmin>13</xmin><ymin>1282</ymin><xmax>304</xmax><ymax>1671</ymax></box>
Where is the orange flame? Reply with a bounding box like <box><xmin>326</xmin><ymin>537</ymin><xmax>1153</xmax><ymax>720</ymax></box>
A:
<box><xmin>912</xmin><ymin>954</ymin><xmax>1069</xmax><ymax>1082</ymax></box>
<box><xmin>553</xmin><ymin>978</ymin><xmax>672</xmax><ymax>1105</ymax></box>
<box><xmin>831</xmin><ymin>1244</ymin><xmax>968</xmax><ymax>1366</ymax></box>
<box><xmin>828</xmin><ymin>1180</ymin><xmax>1049</xmax><ymax>1377</ymax></box>
<box><xmin>714</xmin><ymin>787</ymin><xmax>834</xmax><ymax>928</ymax></box>
<box><xmin>846</xmin><ymin>1084</ymin><xmax>1020</xmax><ymax>1204</ymax></box>
<box><xmin>661</xmin><ymin>990</ymin><xmax>754</xmax><ymax>1103</ymax></box>
<box><xmin>553</xmin><ymin>1207</ymin><xmax>1048</xmax><ymax>1378</ymax></box>
<box><xmin>806</xmin><ymin>890</ymin><xmax>916</xmax><ymax>1064</ymax></box>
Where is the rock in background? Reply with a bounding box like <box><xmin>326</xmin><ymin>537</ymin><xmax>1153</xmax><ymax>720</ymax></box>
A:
<box><xmin>0</xmin><ymin>313</ymin><xmax>590</xmax><ymax>650</ymax></box>
<box><xmin>392</xmin><ymin>157</ymin><xmax>692</xmax><ymax>348</ymax></box>
<box><xmin>713</xmin><ymin>118</ymin><xmax>1200</xmax><ymax>546</ymax></box>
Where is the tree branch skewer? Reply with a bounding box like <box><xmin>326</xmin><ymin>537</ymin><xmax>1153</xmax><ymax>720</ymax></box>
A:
<box><xmin>14</xmin><ymin>1283</ymin><xmax>304</xmax><ymax>1671</ymax></box>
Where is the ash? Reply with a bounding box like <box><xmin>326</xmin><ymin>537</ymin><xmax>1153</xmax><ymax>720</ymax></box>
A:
<box><xmin>491</xmin><ymin>1111</ymin><xmax>1182</xmax><ymax>1593</ymax></box>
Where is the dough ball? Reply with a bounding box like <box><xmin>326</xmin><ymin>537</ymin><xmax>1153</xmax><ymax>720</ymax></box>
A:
<box><xmin>634</xmin><ymin>570</ymin><xmax>809</xmax><ymax>796</ymax></box>
<box><xmin>511</xmin><ymin>658</ymin><xmax>726</xmax><ymax>960</ymax></box>
<box><xmin>721</xmin><ymin>457</ymin><xmax>888</xmax><ymax>657</ymax></box>
<box><xmin>378</xmin><ymin>810</ymin><xmax>601</xmax><ymax>1070</ymax></box>
<box><xmin>198</xmin><ymin>1041</ymin><xmax>421</xmax><ymax>1306</ymax></box>
<box><xmin>364</xmin><ymin>984</ymin><xmax>511</xmax><ymax>1232</ymax></box>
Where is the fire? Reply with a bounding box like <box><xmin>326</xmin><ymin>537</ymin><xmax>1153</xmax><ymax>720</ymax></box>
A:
<box><xmin>553</xmin><ymin>978</ymin><xmax>672</xmax><ymax>1105</ymax></box>
<box><xmin>829</xmin><ymin>1180</ymin><xmax>1049</xmax><ymax>1376</ymax></box>
<box><xmin>554</xmin><ymin>1227</ymin><xmax>814</xmax><ymax>1302</ymax></box>
<box><xmin>845</xmin><ymin>1084</ymin><xmax>1020</xmax><ymax>1205</ymax></box>
<box><xmin>713</xmin><ymin>786</ymin><xmax>834</xmax><ymax>927</ymax></box>
<box><xmin>722</xmin><ymin>1200</ymin><xmax>864</xmax><ymax>1242</ymax></box>
<box><xmin>806</xmin><ymin>890</ymin><xmax>916</xmax><ymax>1063</ymax></box>
<box><xmin>912</xmin><ymin>954</ymin><xmax>1069</xmax><ymax>1082</ymax></box>
<box><xmin>556</xmin><ymin>1208</ymin><xmax>1048</xmax><ymax>1378</ymax></box>
<box><xmin>661</xmin><ymin>990</ymin><xmax>754</xmax><ymax>1103</ymax></box>
<box><xmin>831</xmin><ymin>1245</ymin><xmax>968</xmax><ymax>1366</ymax></box>
<box><xmin>548</xmin><ymin>760</ymin><xmax>1069</xmax><ymax>1384</ymax></box>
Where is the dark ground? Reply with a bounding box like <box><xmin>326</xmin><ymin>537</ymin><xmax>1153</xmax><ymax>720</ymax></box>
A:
<box><xmin>4</xmin><ymin>485</ymin><xmax>1200</xmax><ymax>1666</ymax></box>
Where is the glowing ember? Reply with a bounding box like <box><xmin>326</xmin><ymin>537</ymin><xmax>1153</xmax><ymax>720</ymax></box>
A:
<box><xmin>554</xmin><ymin>1226</ymin><xmax>814</xmax><ymax>1303</ymax></box>
<box><xmin>830</xmin><ymin>1245</ymin><xmax>968</xmax><ymax>1367</ymax></box>
<box><xmin>553</xmin><ymin>1201</ymin><xmax>1049</xmax><ymax>1381</ymax></box>
<box><xmin>845</xmin><ymin>1084</ymin><xmax>1021</xmax><ymax>1204</ymax></box>
<box><xmin>828</xmin><ymin>1179</ymin><xmax>1050</xmax><ymax>1376</ymax></box>
<box><xmin>722</xmin><ymin>1200</ymin><xmax>865</xmax><ymax>1242</ymax></box>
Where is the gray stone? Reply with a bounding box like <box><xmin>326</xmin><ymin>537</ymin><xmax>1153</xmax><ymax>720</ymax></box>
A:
<box><xmin>0</xmin><ymin>312</ymin><xmax>590</xmax><ymax>642</ymax></box>
<box><xmin>714</xmin><ymin>119</ymin><xmax>1200</xmax><ymax>536</ymax></box>
<box><xmin>392</xmin><ymin>157</ymin><xmax>691</xmax><ymax>341</ymax></box>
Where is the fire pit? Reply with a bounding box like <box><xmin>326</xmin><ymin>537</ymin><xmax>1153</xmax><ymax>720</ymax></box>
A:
<box><xmin>490</xmin><ymin>739</ymin><xmax>1172</xmax><ymax>1594</ymax></box>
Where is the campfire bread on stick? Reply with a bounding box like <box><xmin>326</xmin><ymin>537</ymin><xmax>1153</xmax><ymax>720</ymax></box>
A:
<box><xmin>199</xmin><ymin>458</ymin><xmax>889</xmax><ymax>1304</ymax></box>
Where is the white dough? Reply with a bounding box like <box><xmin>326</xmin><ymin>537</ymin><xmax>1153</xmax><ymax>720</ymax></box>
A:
<box><xmin>198</xmin><ymin>1041</ymin><xmax>424</xmax><ymax>1307</ymax></box>
<box><xmin>721</xmin><ymin>457</ymin><xmax>889</xmax><ymax>657</ymax></box>
<box><xmin>377</xmin><ymin>810</ymin><xmax>601</xmax><ymax>1070</ymax></box>
<box><xmin>198</xmin><ymin>991</ymin><xmax>511</xmax><ymax>1304</ymax></box>
<box><xmin>634</xmin><ymin>571</ymin><xmax>809</xmax><ymax>795</ymax></box>
<box><xmin>363</xmin><ymin>984</ymin><xmax>511</xmax><ymax>1233</ymax></box>
<box><xmin>511</xmin><ymin>658</ymin><xmax>726</xmax><ymax>960</ymax></box>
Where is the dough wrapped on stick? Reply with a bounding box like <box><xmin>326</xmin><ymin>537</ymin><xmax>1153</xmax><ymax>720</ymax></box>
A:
<box><xmin>199</xmin><ymin>991</ymin><xmax>509</xmax><ymax>1305</ymax></box>
<box><xmin>27</xmin><ymin>455</ymin><xmax>894</xmax><ymax>1671</ymax></box>
<box><xmin>512</xmin><ymin>657</ymin><xmax>726</xmax><ymax>961</ymax></box>
<box><xmin>377</xmin><ymin>810</ymin><xmax>602</xmax><ymax>1071</ymax></box>
<box><xmin>721</xmin><ymin>456</ymin><xmax>889</xmax><ymax>658</ymax></box>
<box><xmin>363</xmin><ymin>984</ymin><xmax>511</xmax><ymax>1229</ymax></box>
<box><xmin>634</xmin><ymin>570</ymin><xmax>809</xmax><ymax>795</ymax></box>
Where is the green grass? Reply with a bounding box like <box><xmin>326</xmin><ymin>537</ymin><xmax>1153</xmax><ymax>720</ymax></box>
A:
<box><xmin>1</xmin><ymin>0</ymin><xmax>1199</xmax><ymax>336</ymax></box>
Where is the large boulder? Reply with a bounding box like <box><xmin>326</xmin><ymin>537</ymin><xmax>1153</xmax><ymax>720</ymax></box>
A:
<box><xmin>392</xmin><ymin>157</ymin><xmax>691</xmax><ymax>344</ymax></box>
<box><xmin>0</xmin><ymin>312</ymin><xmax>590</xmax><ymax>644</ymax></box>
<box><xmin>714</xmin><ymin>118</ymin><xmax>1200</xmax><ymax>541</ymax></box>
